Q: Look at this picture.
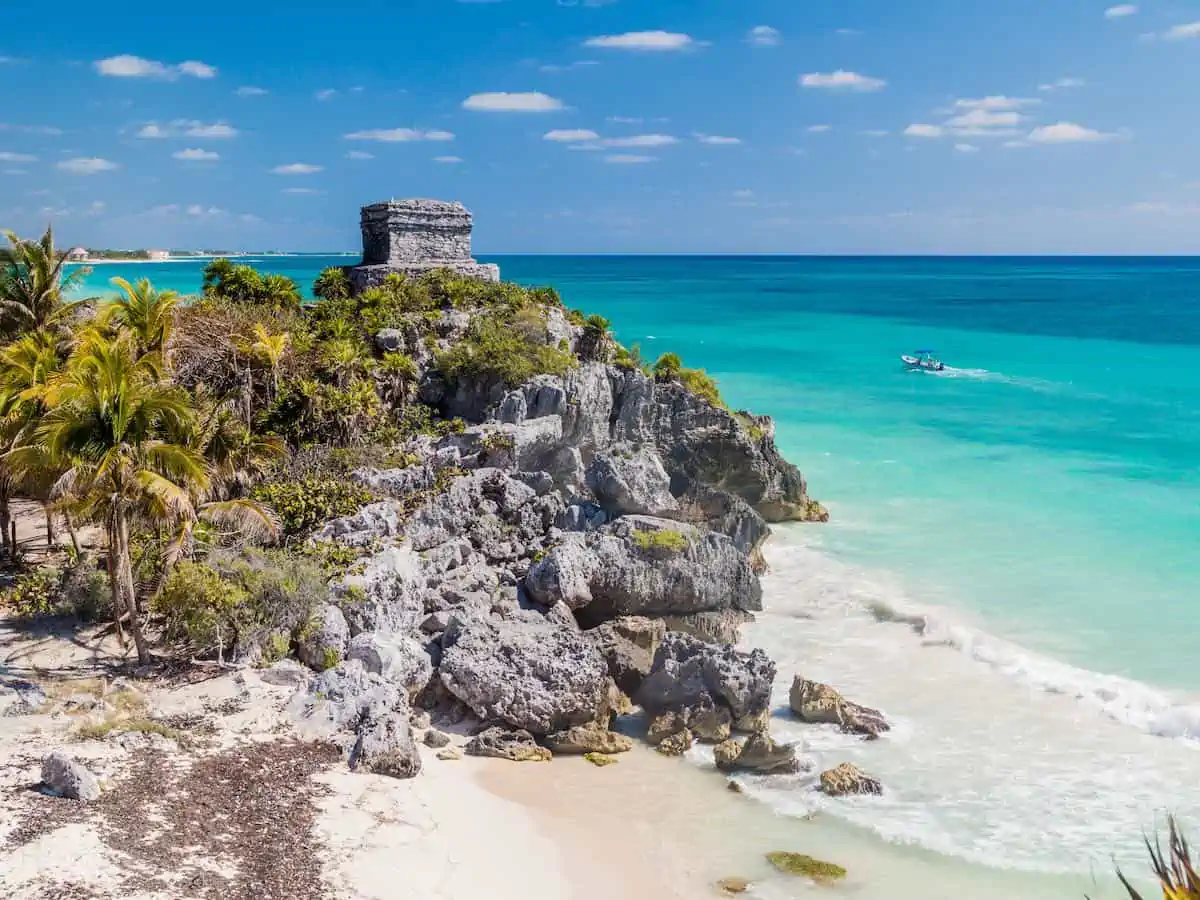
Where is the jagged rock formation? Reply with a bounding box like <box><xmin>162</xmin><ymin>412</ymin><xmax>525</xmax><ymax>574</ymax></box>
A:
<box><xmin>349</xmin><ymin>199</ymin><xmax>499</xmax><ymax>291</ymax></box>
<box><xmin>789</xmin><ymin>676</ymin><xmax>890</xmax><ymax>739</ymax></box>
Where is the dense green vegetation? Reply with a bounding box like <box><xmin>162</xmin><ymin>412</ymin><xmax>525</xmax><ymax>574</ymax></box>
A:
<box><xmin>0</xmin><ymin>224</ymin><xmax>742</xmax><ymax>665</ymax></box>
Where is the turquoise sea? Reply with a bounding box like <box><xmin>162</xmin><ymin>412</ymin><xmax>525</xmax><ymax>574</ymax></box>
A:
<box><xmin>71</xmin><ymin>255</ymin><xmax>1200</xmax><ymax>885</ymax></box>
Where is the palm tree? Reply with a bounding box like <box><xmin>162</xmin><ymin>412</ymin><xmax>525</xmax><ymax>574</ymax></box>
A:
<box><xmin>1106</xmin><ymin>816</ymin><xmax>1200</xmax><ymax>900</ymax></box>
<box><xmin>248</xmin><ymin>323</ymin><xmax>289</xmax><ymax>400</ymax></box>
<box><xmin>378</xmin><ymin>351</ymin><xmax>418</xmax><ymax>408</ymax></box>
<box><xmin>12</xmin><ymin>332</ymin><xmax>208</xmax><ymax>663</ymax></box>
<box><xmin>321</xmin><ymin>337</ymin><xmax>370</xmax><ymax>389</ymax></box>
<box><xmin>100</xmin><ymin>277</ymin><xmax>180</xmax><ymax>366</ymax></box>
<box><xmin>0</xmin><ymin>225</ymin><xmax>89</xmax><ymax>336</ymax></box>
<box><xmin>259</xmin><ymin>273</ymin><xmax>301</xmax><ymax>312</ymax></box>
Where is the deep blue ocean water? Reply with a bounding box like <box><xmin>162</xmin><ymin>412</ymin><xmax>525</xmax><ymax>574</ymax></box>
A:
<box><xmin>71</xmin><ymin>255</ymin><xmax>1200</xmax><ymax>875</ymax></box>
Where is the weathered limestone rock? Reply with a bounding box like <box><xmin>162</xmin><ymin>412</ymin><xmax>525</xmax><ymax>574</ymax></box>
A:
<box><xmin>585</xmin><ymin>616</ymin><xmax>666</xmax><ymax>697</ymax></box>
<box><xmin>439</xmin><ymin>617</ymin><xmax>609</xmax><ymax>735</ymax></box>
<box><xmin>545</xmin><ymin>721</ymin><xmax>633</xmax><ymax>755</ymax></box>
<box><xmin>423</xmin><ymin>729</ymin><xmax>452</xmax><ymax>748</ymax></box>
<box><xmin>292</xmin><ymin>659</ymin><xmax>406</xmax><ymax>735</ymax></box>
<box><xmin>637</xmin><ymin>632</ymin><xmax>776</xmax><ymax>738</ymax></box>
<box><xmin>585</xmin><ymin>446</ymin><xmax>678</xmax><ymax>518</ymax></box>
<box><xmin>349</xmin><ymin>199</ymin><xmax>499</xmax><ymax>291</ymax></box>
<box><xmin>716</xmin><ymin>877</ymin><xmax>751</xmax><ymax>895</ymax></box>
<box><xmin>465</xmin><ymin>725</ymin><xmax>551</xmax><ymax>762</ymax></box>
<box><xmin>0</xmin><ymin>677</ymin><xmax>47</xmax><ymax>716</ymax></box>
<box><xmin>312</xmin><ymin>500</ymin><xmax>403</xmax><ymax>548</ymax></box>
<box><xmin>655</xmin><ymin>728</ymin><xmax>694</xmax><ymax>756</ymax></box>
<box><xmin>336</xmin><ymin>546</ymin><xmax>426</xmax><ymax>637</ymax></box>
<box><xmin>297</xmin><ymin>604</ymin><xmax>350</xmax><ymax>672</ymax></box>
<box><xmin>346</xmin><ymin>633</ymin><xmax>434</xmax><ymax>700</ymax></box>
<box><xmin>41</xmin><ymin>751</ymin><xmax>101</xmax><ymax>801</ymax></box>
<box><xmin>526</xmin><ymin>516</ymin><xmax>760</xmax><ymax>624</ymax></box>
<box><xmin>351</xmin><ymin>711</ymin><xmax>421</xmax><ymax>779</ymax></box>
<box><xmin>819</xmin><ymin>762</ymin><xmax>883</xmax><ymax>796</ymax></box>
<box><xmin>258</xmin><ymin>659</ymin><xmax>313</xmax><ymax>690</ymax></box>
<box><xmin>713</xmin><ymin>731</ymin><xmax>802</xmax><ymax>775</ymax></box>
<box><xmin>437</xmin><ymin>746</ymin><xmax>463</xmax><ymax>761</ymax></box>
<box><xmin>789</xmin><ymin>676</ymin><xmax>890</xmax><ymax>739</ymax></box>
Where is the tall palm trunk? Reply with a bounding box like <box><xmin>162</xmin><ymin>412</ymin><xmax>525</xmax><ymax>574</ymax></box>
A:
<box><xmin>65</xmin><ymin>515</ymin><xmax>81</xmax><ymax>556</ymax></box>
<box><xmin>43</xmin><ymin>506</ymin><xmax>54</xmax><ymax>548</ymax></box>
<box><xmin>0</xmin><ymin>481</ymin><xmax>11</xmax><ymax>557</ymax></box>
<box><xmin>113</xmin><ymin>506</ymin><xmax>150</xmax><ymax>665</ymax></box>
<box><xmin>105</xmin><ymin>548</ymin><xmax>125</xmax><ymax>646</ymax></box>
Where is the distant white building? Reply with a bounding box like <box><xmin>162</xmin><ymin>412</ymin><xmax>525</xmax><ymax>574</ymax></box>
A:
<box><xmin>146</xmin><ymin>249</ymin><xmax>170</xmax><ymax>260</ymax></box>
<box><xmin>66</xmin><ymin>247</ymin><xmax>89</xmax><ymax>261</ymax></box>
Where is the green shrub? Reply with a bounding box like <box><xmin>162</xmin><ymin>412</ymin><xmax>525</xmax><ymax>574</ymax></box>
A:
<box><xmin>613</xmin><ymin>343</ymin><xmax>650</xmax><ymax>373</ymax></box>
<box><xmin>203</xmin><ymin>259</ymin><xmax>301</xmax><ymax>311</ymax></box>
<box><xmin>313</xmin><ymin>266</ymin><xmax>351</xmax><ymax>302</ymax></box>
<box><xmin>155</xmin><ymin>562</ymin><xmax>250</xmax><ymax>655</ymax></box>
<box><xmin>631</xmin><ymin>528</ymin><xmax>690</xmax><ymax>555</ymax></box>
<box><xmin>262</xmin><ymin>377</ymin><xmax>385</xmax><ymax>447</ymax></box>
<box><xmin>298</xmin><ymin>540</ymin><xmax>372</xmax><ymax>575</ymax></box>
<box><xmin>1</xmin><ymin>568</ymin><xmax>62</xmax><ymax>618</ymax></box>
<box><xmin>679</xmin><ymin>367</ymin><xmax>722</xmax><ymax>406</ymax></box>
<box><xmin>653</xmin><ymin>352</ymin><xmax>683</xmax><ymax>380</ymax></box>
<box><xmin>565</xmin><ymin>308</ymin><xmax>586</xmax><ymax>327</ymax></box>
<box><xmin>250</xmin><ymin>477</ymin><xmax>373</xmax><ymax>537</ymax></box>
<box><xmin>436</xmin><ymin>311</ymin><xmax>576</xmax><ymax>388</ymax></box>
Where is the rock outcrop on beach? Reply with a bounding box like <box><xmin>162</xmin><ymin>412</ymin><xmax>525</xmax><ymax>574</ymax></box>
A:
<box><xmin>789</xmin><ymin>676</ymin><xmax>890</xmax><ymax>739</ymax></box>
<box><xmin>819</xmin><ymin>762</ymin><xmax>883</xmax><ymax>796</ymax></box>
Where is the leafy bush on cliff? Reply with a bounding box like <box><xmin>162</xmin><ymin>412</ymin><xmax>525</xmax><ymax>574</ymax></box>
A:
<box><xmin>653</xmin><ymin>352</ymin><xmax>723</xmax><ymax>406</ymax></box>
<box><xmin>436</xmin><ymin>309</ymin><xmax>576</xmax><ymax>388</ymax></box>
<box><xmin>250</xmin><ymin>476</ymin><xmax>373</xmax><ymax>538</ymax></box>
<box><xmin>262</xmin><ymin>377</ymin><xmax>385</xmax><ymax>447</ymax></box>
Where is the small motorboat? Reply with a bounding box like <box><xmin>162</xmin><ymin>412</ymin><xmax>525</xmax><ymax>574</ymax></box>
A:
<box><xmin>901</xmin><ymin>349</ymin><xmax>945</xmax><ymax>372</ymax></box>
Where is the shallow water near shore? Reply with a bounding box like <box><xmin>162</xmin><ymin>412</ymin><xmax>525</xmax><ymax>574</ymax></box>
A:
<box><xmin>71</xmin><ymin>255</ymin><xmax>1200</xmax><ymax>886</ymax></box>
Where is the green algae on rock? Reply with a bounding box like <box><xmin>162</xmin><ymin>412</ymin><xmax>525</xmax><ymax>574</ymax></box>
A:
<box><xmin>583</xmin><ymin>752</ymin><xmax>617</xmax><ymax>767</ymax></box>
<box><xmin>765</xmin><ymin>852</ymin><xmax>847</xmax><ymax>882</ymax></box>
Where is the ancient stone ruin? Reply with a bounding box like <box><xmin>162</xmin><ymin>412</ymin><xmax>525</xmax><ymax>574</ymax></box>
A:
<box><xmin>348</xmin><ymin>198</ymin><xmax>499</xmax><ymax>291</ymax></box>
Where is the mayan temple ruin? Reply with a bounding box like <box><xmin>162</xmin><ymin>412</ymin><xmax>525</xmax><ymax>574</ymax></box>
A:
<box><xmin>348</xmin><ymin>198</ymin><xmax>500</xmax><ymax>291</ymax></box>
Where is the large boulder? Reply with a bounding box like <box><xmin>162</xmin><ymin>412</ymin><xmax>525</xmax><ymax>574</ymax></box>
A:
<box><xmin>346</xmin><ymin>633</ymin><xmax>434</xmax><ymax>700</ymax></box>
<box><xmin>545</xmin><ymin>721</ymin><xmax>634</xmax><ymax>755</ymax></box>
<box><xmin>788</xmin><ymin>677</ymin><xmax>889</xmax><ymax>739</ymax></box>
<box><xmin>585</xmin><ymin>616</ymin><xmax>666</xmax><ymax>697</ymax></box>
<box><xmin>297</xmin><ymin>604</ymin><xmax>350</xmax><ymax>672</ymax></box>
<box><xmin>525</xmin><ymin>516</ymin><xmax>761</xmax><ymax>625</ymax></box>
<box><xmin>351</xmin><ymin>710</ymin><xmax>421</xmax><ymax>779</ymax></box>
<box><xmin>637</xmin><ymin>632</ymin><xmax>776</xmax><ymax>737</ymax></box>
<box><xmin>336</xmin><ymin>546</ymin><xmax>426</xmax><ymax>637</ymax></box>
<box><xmin>292</xmin><ymin>659</ymin><xmax>407</xmax><ymax>735</ymax></box>
<box><xmin>41</xmin><ymin>751</ymin><xmax>101</xmax><ymax>801</ymax></box>
<box><xmin>586</xmin><ymin>447</ymin><xmax>678</xmax><ymax>518</ymax></box>
<box><xmin>439</xmin><ymin>617</ymin><xmax>609</xmax><ymax>735</ymax></box>
<box><xmin>819</xmin><ymin>762</ymin><xmax>883</xmax><ymax>796</ymax></box>
<box><xmin>465</xmin><ymin>725</ymin><xmax>551</xmax><ymax>762</ymax></box>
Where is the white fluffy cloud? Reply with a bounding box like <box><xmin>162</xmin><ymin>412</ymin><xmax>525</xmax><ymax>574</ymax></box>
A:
<box><xmin>136</xmin><ymin>121</ymin><xmax>237</xmax><ymax>139</ymax></box>
<box><xmin>584</xmin><ymin>31</ymin><xmax>696</xmax><ymax>51</ymax></box>
<box><xmin>185</xmin><ymin>122</ymin><xmax>237</xmax><ymax>138</ymax></box>
<box><xmin>603</xmin><ymin>134</ymin><xmax>677</xmax><ymax>147</ymax></box>
<box><xmin>462</xmin><ymin>92</ymin><xmax>565</xmax><ymax>112</ymax></box>
<box><xmin>94</xmin><ymin>55</ymin><xmax>217</xmax><ymax>79</ymax></box>
<box><xmin>954</xmin><ymin>143</ymin><xmax>979</xmax><ymax>153</ymax></box>
<box><xmin>0</xmin><ymin>151</ymin><xmax>36</xmax><ymax>162</ymax></box>
<box><xmin>236</xmin><ymin>86</ymin><xmax>268</xmax><ymax>96</ymax></box>
<box><xmin>434</xmin><ymin>156</ymin><xmax>463</xmax><ymax>164</ymax></box>
<box><xmin>137</xmin><ymin>124</ymin><xmax>168</xmax><ymax>139</ymax></box>
<box><xmin>543</xmin><ymin>129</ymin><xmax>600</xmax><ymax>142</ymax></box>
<box><xmin>604</xmin><ymin>154</ymin><xmax>656</xmax><ymax>164</ymax></box>
<box><xmin>800</xmin><ymin>70</ymin><xmax>885</xmax><ymax>91</ymax></box>
<box><xmin>1027</xmin><ymin>122</ymin><xmax>1117</xmax><ymax>143</ymax></box>
<box><xmin>1105</xmin><ymin>4</ymin><xmax>1138</xmax><ymax>17</ymax></box>
<box><xmin>58</xmin><ymin>157</ymin><xmax>118</xmax><ymax>175</ymax></box>
<box><xmin>282</xmin><ymin>187</ymin><xmax>319</xmax><ymax>194</ymax></box>
<box><xmin>344</xmin><ymin>128</ymin><xmax>455</xmax><ymax>141</ymax></box>
<box><xmin>945</xmin><ymin>108</ymin><xmax>1022</xmax><ymax>132</ymax></box>
<box><xmin>271</xmin><ymin>163</ymin><xmax>323</xmax><ymax>175</ymax></box>
<box><xmin>695</xmin><ymin>134</ymin><xmax>741</xmax><ymax>144</ymax></box>
<box><xmin>954</xmin><ymin>95</ymin><xmax>1040</xmax><ymax>111</ymax></box>
<box><xmin>173</xmin><ymin>148</ymin><xmax>219</xmax><ymax>161</ymax></box>
<box><xmin>904</xmin><ymin>124</ymin><xmax>944</xmax><ymax>138</ymax></box>
<box><xmin>747</xmin><ymin>25</ymin><xmax>780</xmax><ymax>46</ymax></box>
<box><xmin>1165</xmin><ymin>22</ymin><xmax>1200</xmax><ymax>39</ymax></box>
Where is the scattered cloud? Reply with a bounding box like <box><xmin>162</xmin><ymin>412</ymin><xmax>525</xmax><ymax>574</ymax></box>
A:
<box><xmin>695</xmin><ymin>134</ymin><xmax>741</xmax><ymax>144</ymax></box>
<box><xmin>604</xmin><ymin>134</ymin><xmax>677</xmax><ymax>147</ymax></box>
<box><xmin>954</xmin><ymin>95</ymin><xmax>1040</xmax><ymax>111</ymax></box>
<box><xmin>282</xmin><ymin>187</ymin><xmax>320</xmax><ymax>194</ymax></box>
<box><xmin>58</xmin><ymin>157</ymin><xmax>118</xmax><ymax>175</ymax></box>
<box><xmin>800</xmin><ymin>70</ymin><xmax>885</xmax><ymax>91</ymax></box>
<box><xmin>346</xmin><ymin>150</ymin><xmax>374</xmax><ymax>160</ymax></box>
<box><xmin>747</xmin><ymin>25</ymin><xmax>780</xmax><ymax>46</ymax></box>
<box><xmin>271</xmin><ymin>162</ymin><xmax>323</xmax><ymax>175</ymax></box>
<box><xmin>945</xmin><ymin>108</ymin><xmax>1022</xmax><ymax>133</ymax></box>
<box><xmin>315</xmin><ymin>89</ymin><xmax>338</xmax><ymax>101</ymax></box>
<box><xmin>835</xmin><ymin>28</ymin><xmax>863</xmax><ymax>36</ymax></box>
<box><xmin>607</xmin><ymin>116</ymin><xmax>643</xmax><ymax>124</ymax></box>
<box><xmin>1105</xmin><ymin>4</ymin><xmax>1138</xmax><ymax>17</ymax></box>
<box><xmin>806</xmin><ymin>124</ymin><xmax>832</xmax><ymax>133</ymax></box>
<box><xmin>954</xmin><ymin>143</ymin><xmax>979</xmax><ymax>153</ymax></box>
<box><xmin>186</xmin><ymin>205</ymin><xmax>227</xmax><ymax>217</ymax></box>
<box><xmin>1165</xmin><ymin>22</ymin><xmax>1200</xmax><ymax>39</ymax></box>
<box><xmin>94</xmin><ymin>55</ymin><xmax>217</xmax><ymax>79</ymax></box>
<box><xmin>1027</xmin><ymin>121</ymin><xmax>1119</xmax><ymax>143</ymax></box>
<box><xmin>604</xmin><ymin>154</ymin><xmax>656</xmax><ymax>164</ymax></box>
<box><xmin>185</xmin><ymin>122</ymin><xmax>237</xmax><ymax>139</ymax></box>
<box><xmin>434</xmin><ymin>155</ymin><xmax>463</xmax><ymax>164</ymax></box>
<box><xmin>0</xmin><ymin>151</ymin><xmax>36</xmax><ymax>163</ymax></box>
<box><xmin>462</xmin><ymin>91</ymin><xmax>565</xmax><ymax>112</ymax></box>
<box><xmin>538</xmin><ymin>60</ymin><xmax>599</xmax><ymax>73</ymax></box>
<box><xmin>136</xmin><ymin>124</ymin><xmax>168</xmax><ymax>139</ymax></box>
<box><xmin>904</xmin><ymin>124</ymin><xmax>944</xmax><ymax>138</ymax></box>
<box><xmin>584</xmin><ymin>31</ymin><xmax>697</xmax><ymax>51</ymax></box>
<box><xmin>236</xmin><ymin>86</ymin><xmax>268</xmax><ymax>96</ymax></box>
<box><xmin>135</xmin><ymin>120</ymin><xmax>238</xmax><ymax>140</ymax></box>
<box><xmin>544</xmin><ymin>129</ymin><xmax>601</xmax><ymax>142</ymax></box>
<box><xmin>0</xmin><ymin>123</ymin><xmax>63</xmax><ymax>136</ymax></box>
<box><xmin>1038</xmin><ymin>77</ymin><xmax>1085</xmax><ymax>91</ymax></box>
<box><xmin>173</xmin><ymin>148</ymin><xmax>219</xmax><ymax>161</ymax></box>
<box><xmin>344</xmin><ymin>127</ymin><xmax>455</xmax><ymax>141</ymax></box>
<box><xmin>861</xmin><ymin>129</ymin><xmax>889</xmax><ymax>137</ymax></box>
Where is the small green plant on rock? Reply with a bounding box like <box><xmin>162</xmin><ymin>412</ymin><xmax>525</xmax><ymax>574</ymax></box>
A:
<box><xmin>631</xmin><ymin>528</ymin><xmax>689</xmax><ymax>555</ymax></box>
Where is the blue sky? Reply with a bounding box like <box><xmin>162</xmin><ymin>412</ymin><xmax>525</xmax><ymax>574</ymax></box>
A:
<box><xmin>2</xmin><ymin>0</ymin><xmax>1200</xmax><ymax>253</ymax></box>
